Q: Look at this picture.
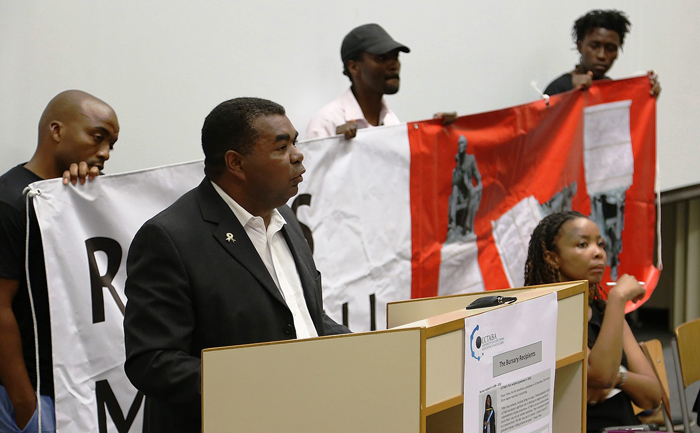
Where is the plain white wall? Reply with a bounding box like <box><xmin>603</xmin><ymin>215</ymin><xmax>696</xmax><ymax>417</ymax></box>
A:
<box><xmin>1</xmin><ymin>0</ymin><xmax>697</xmax><ymax>191</ymax></box>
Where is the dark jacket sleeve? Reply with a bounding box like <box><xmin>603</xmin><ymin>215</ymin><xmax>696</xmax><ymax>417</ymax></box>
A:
<box><xmin>322</xmin><ymin>312</ymin><xmax>351</xmax><ymax>335</ymax></box>
<box><xmin>123</xmin><ymin>220</ymin><xmax>201</xmax><ymax>409</ymax></box>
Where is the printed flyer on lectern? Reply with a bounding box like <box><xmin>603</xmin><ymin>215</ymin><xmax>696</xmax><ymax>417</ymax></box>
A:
<box><xmin>463</xmin><ymin>293</ymin><xmax>557</xmax><ymax>433</ymax></box>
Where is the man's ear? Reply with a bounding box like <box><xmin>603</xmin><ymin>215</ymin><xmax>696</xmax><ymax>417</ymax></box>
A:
<box><xmin>49</xmin><ymin>121</ymin><xmax>63</xmax><ymax>143</ymax></box>
<box><xmin>576</xmin><ymin>40</ymin><xmax>584</xmax><ymax>55</ymax></box>
<box><xmin>347</xmin><ymin>59</ymin><xmax>361</xmax><ymax>80</ymax></box>
<box><xmin>224</xmin><ymin>150</ymin><xmax>245</xmax><ymax>181</ymax></box>
<box><xmin>544</xmin><ymin>250</ymin><xmax>559</xmax><ymax>269</ymax></box>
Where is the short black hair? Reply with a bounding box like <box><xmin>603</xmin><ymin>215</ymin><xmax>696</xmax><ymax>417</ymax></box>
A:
<box><xmin>201</xmin><ymin>97</ymin><xmax>285</xmax><ymax>179</ymax></box>
<box><xmin>572</xmin><ymin>9</ymin><xmax>631</xmax><ymax>47</ymax></box>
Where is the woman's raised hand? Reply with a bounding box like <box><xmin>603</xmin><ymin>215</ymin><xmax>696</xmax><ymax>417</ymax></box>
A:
<box><xmin>608</xmin><ymin>274</ymin><xmax>646</xmax><ymax>304</ymax></box>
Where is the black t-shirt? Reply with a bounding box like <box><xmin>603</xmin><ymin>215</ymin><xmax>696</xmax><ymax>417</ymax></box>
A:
<box><xmin>0</xmin><ymin>164</ymin><xmax>53</xmax><ymax>397</ymax></box>
<box><xmin>543</xmin><ymin>72</ymin><xmax>611</xmax><ymax>96</ymax></box>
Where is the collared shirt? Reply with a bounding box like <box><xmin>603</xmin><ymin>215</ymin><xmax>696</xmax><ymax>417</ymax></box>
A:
<box><xmin>211</xmin><ymin>181</ymin><xmax>318</xmax><ymax>339</ymax></box>
<box><xmin>305</xmin><ymin>88</ymin><xmax>400</xmax><ymax>139</ymax></box>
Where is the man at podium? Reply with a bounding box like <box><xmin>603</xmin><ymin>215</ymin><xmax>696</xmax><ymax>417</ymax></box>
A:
<box><xmin>123</xmin><ymin>97</ymin><xmax>350</xmax><ymax>433</ymax></box>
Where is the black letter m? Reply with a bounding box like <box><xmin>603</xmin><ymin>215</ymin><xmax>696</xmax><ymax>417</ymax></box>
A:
<box><xmin>95</xmin><ymin>380</ymin><xmax>144</xmax><ymax>432</ymax></box>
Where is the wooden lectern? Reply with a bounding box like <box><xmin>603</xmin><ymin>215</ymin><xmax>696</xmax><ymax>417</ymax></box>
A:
<box><xmin>201</xmin><ymin>281</ymin><xmax>587</xmax><ymax>432</ymax></box>
<box><xmin>387</xmin><ymin>280</ymin><xmax>588</xmax><ymax>432</ymax></box>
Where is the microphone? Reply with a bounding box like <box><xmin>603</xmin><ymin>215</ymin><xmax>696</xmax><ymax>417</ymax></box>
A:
<box><xmin>466</xmin><ymin>295</ymin><xmax>517</xmax><ymax>310</ymax></box>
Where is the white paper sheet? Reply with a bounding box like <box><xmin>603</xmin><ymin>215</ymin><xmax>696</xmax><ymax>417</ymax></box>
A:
<box><xmin>463</xmin><ymin>293</ymin><xmax>557</xmax><ymax>433</ymax></box>
<box><xmin>584</xmin><ymin>100</ymin><xmax>634</xmax><ymax>194</ymax></box>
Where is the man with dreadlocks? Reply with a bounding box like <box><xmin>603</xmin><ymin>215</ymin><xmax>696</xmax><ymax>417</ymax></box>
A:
<box><xmin>544</xmin><ymin>9</ymin><xmax>661</xmax><ymax>97</ymax></box>
<box><xmin>524</xmin><ymin>211</ymin><xmax>661</xmax><ymax>432</ymax></box>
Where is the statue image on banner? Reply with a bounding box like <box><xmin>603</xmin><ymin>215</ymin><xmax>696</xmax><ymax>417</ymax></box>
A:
<box><xmin>439</xmin><ymin>134</ymin><xmax>484</xmax><ymax>296</ymax></box>
<box><xmin>446</xmin><ymin>135</ymin><xmax>482</xmax><ymax>244</ymax></box>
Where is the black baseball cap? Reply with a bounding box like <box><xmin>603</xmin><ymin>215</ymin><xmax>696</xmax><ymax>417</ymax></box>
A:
<box><xmin>340</xmin><ymin>23</ymin><xmax>410</xmax><ymax>63</ymax></box>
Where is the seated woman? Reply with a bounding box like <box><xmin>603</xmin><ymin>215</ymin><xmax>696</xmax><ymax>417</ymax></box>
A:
<box><xmin>524</xmin><ymin>211</ymin><xmax>661</xmax><ymax>432</ymax></box>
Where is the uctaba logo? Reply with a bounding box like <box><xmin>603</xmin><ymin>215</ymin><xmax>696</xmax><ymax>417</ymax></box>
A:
<box><xmin>470</xmin><ymin>324</ymin><xmax>500</xmax><ymax>361</ymax></box>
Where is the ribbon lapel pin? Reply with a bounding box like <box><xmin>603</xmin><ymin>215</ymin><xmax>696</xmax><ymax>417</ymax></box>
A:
<box><xmin>225</xmin><ymin>233</ymin><xmax>236</xmax><ymax>243</ymax></box>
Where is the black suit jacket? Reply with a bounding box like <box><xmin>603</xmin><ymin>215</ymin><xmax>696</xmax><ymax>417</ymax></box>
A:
<box><xmin>124</xmin><ymin>179</ymin><xmax>349</xmax><ymax>433</ymax></box>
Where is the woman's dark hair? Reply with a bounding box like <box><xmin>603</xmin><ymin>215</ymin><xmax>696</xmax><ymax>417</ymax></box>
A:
<box><xmin>485</xmin><ymin>394</ymin><xmax>492</xmax><ymax>409</ymax></box>
<box><xmin>524</xmin><ymin>211</ymin><xmax>586</xmax><ymax>286</ymax></box>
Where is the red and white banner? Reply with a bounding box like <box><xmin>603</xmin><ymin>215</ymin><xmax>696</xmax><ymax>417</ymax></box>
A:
<box><xmin>296</xmin><ymin>76</ymin><xmax>658</xmax><ymax>331</ymax></box>
<box><xmin>29</xmin><ymin>76</ymin><xmax>657</xmax><ymax>431</ymax></box>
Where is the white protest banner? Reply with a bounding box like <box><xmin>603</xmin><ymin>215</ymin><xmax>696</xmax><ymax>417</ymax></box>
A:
<box><xmin>292</xmin><ymin>124</ymin><xmax>413</xmax><ymax>332</ymax></box>
<box><xmin>31</xmin><ymin>161</ymin><xmax>203</xmax><ymax>432</ymax></box>
<box><xmin>28</xmin><ymin>77</ymin><xmax>658</xmax><ymax>430</ymax></box>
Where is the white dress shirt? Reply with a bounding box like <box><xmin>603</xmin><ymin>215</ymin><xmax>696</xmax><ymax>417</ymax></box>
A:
<box><xmin>211</xmin><ymin>181</ymin><xmax>318</xmax><ymax>339</ymax></box>
<box><xmin>305</xmin><ymin>88</ymin><xmax>400</xmax><ymax>139</ymax></box>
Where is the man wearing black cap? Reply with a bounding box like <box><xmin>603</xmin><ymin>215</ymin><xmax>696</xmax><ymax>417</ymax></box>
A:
<box><xmin>306</xmin><ymin>23</ymin><xmax>406</xmax><ymax>140</ymax></box>
<box><xmin>306</xmin><ymin>23</ymin><xmax>455</xmax><ymax>140</ymax></box>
